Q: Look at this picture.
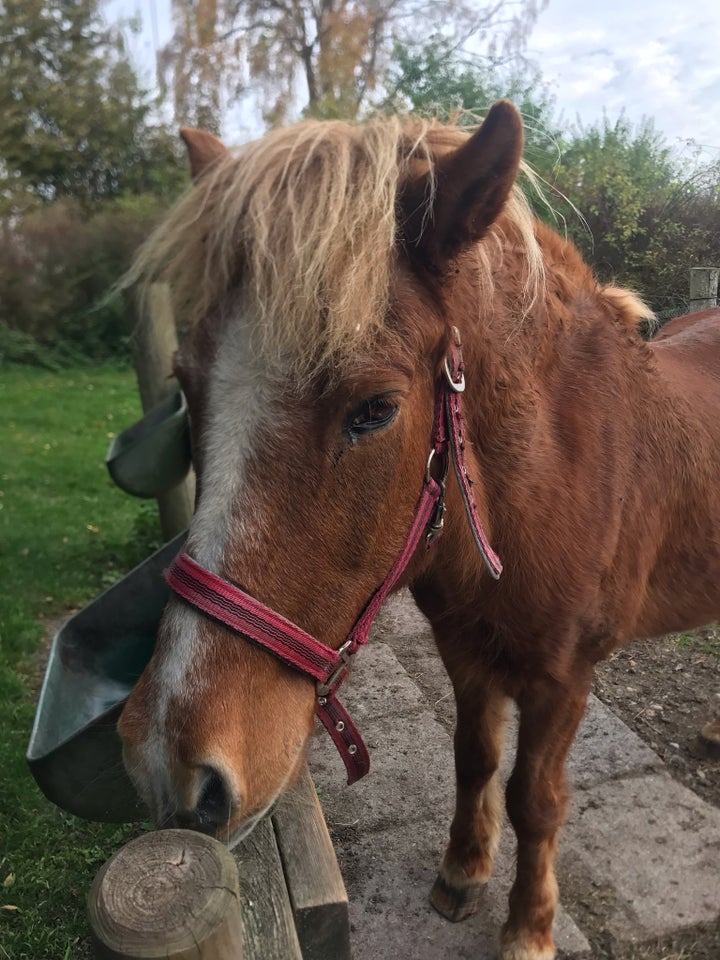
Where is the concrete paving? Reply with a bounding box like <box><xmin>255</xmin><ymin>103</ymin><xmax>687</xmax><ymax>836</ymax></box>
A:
<box><xmin>307</xmin><ymin>592</ymin><xmax>720</xmax><ymax>959</ymax></box>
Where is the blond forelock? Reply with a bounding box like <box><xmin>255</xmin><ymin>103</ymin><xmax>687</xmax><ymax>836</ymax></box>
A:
<box><xmin>124</xmin><ymin>115</ymin><xmax>543</xmax><ymax>382</ymax></box>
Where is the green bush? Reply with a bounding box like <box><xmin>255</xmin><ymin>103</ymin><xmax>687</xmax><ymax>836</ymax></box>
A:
<box><xmin>550</xmin><ymin>117</ymin><xmax>720</xmax><ymax>315</ymax></box>
<box><xmin>0</xmin><ymin>323</ymin><xmax>62</xmax><ymax>369</ymax></box>
<box><xmin>0</xmin><ymin>193</ymin><xmax>179</xmax><ymax>365</ymax></box>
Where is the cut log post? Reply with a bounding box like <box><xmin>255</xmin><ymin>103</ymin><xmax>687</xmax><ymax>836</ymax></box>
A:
<box><xmin>272</xmin><ymin>765</ymin><xmax>351</xmax><ymax>960</ymax></box>
<box><xmin>127</xmin><ymin>282</ymin><xmax>195</xmax><ymax>539</ymax></box>
<box><xmin>689</xmin><ymin>266</ymin><xmax>720</xmax><ymax>311</ymax></box>
<box><xmin>89</xmin><ymin>771</ymin><xmax>349</xmax><ymax>959</ymax></box>
<box><xmin>88</xmin><ymin>829</ymin><xmax>242</xmax><ymax>959</ymax></box>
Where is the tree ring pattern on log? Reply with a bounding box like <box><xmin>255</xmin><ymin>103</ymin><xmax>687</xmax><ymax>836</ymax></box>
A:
<box><xmin>89</xmin><ymin>828</ymin><xmax>241</xmax><ymax>957</ymax></box>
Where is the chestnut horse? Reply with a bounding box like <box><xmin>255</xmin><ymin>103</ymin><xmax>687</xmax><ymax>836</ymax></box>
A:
<box><xmin>119</xmin><ymin>102</ymin><xmax>720</xmax><ymax>960</ymax></box>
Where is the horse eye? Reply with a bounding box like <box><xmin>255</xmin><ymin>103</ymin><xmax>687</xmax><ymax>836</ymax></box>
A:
<box><xmin>347</xmin><ymin>396</ymin><xmax>399</xmax><ymax>436</ymax></box>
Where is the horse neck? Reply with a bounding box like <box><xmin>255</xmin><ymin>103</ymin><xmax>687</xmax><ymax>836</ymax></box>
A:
<box><xmin>459</xmin><ymin>221</ymin><xmax>651</xmax><ymax>425</ymax></box>
<box><xmin>428</xmin><ymin>222</ymin><xmax>663</xmax><ymax>599</ymax></box>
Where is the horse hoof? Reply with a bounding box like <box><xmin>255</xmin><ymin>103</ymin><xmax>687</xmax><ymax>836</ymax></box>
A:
<box><xmin>499</xmin><ymin>930</ymin><xmax>556</xmax><ymax>960</ymax></box>
<box><xmin>429</xmin><ymin>872</ymin><xmax>485</xmax><ymax>922</ymax></box>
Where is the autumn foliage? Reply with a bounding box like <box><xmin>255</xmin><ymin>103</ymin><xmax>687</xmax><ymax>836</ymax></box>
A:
<box><xmin>1</xmin><ymin>1</ymin><xmax>718</xmax><ymax>365</ymax></box>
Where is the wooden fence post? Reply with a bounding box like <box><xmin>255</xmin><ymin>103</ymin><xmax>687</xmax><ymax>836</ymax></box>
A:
<box><xmin>689</xmin><ymin>266</ymin><xmax>720</xmax><ymax>311</ymax></box>
<box><xmin>88</xmin><ymin>830</ymin><xmax>243</xmax><ymax>960</ymax></box>
<box><xmin>128</xmin><ymin>282</ymin><xmax>195</xmax><ymax>539</ymax></box>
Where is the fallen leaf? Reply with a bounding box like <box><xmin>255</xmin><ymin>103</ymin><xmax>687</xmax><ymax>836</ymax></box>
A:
<box><xmin>2</xmin><ymin>874</ymin><xmax>13</xmax><ymax>888</ymax></box>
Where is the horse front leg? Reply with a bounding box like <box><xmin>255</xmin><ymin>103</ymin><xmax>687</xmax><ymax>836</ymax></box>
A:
<box><xmin>500</xmin><ymin>676</ymin><xmax>591</xmax><ymax>960</ymax></box>
<box><xmin>430</xmin><ymin>660</ymin><xmax>508</xmax><ymax>922</ymax></box>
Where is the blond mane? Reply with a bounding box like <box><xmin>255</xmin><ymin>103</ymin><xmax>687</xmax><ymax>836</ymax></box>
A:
<box><xmin>124</xmin><ymin>115</ymin><xmax>543</xmax><ymax>380</ymax></box>
<box><xmin>600</xmin><ymin>285</ymin><xmax>657</xmax><ymax>333</ymax></box>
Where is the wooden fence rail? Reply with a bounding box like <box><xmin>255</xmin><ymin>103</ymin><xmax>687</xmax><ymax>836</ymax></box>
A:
<box><xmin>88</xmin><ymin>767</ymin><xmax>350</xmax><ymax>960</ymax></box>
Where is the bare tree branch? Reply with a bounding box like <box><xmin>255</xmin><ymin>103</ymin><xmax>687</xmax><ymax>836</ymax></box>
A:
<box><xmin>162</xmin><ymin>0</ymin><xmax>548</xmax><ymax>127</ymax></box>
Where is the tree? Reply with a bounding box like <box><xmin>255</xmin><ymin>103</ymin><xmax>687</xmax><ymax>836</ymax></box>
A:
<box><xmin>0</xmin><ymin>0</ymin><xmax>183</xmax><ymax>210</ymax></box>
<box><xmin>161</xmin><ymin>0</ymin><xmax>548</xmax><ymax>128</ymax></box>
<box><xmin>382</xmin><ymin>37</ymin><xmax>560</xmax><ymax>178</ymax></box>
<box><xmin>0</xmin><ymin>0</ymin><xmax>188</xmax><ymax>363</ymax></box>
<box><xmin>159</xmin><ymin>0</ymin><xmax>224</xmax><ymax>134</ymax></box>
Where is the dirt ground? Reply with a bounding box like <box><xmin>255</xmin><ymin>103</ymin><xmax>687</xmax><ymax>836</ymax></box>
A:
<box><xmin>573</xmin><ymin>624</ymin><xmax>720</xmax><ymax>960</ymax></box>
<box><xmin>594</xmin><ymin>627</ymin><xmax>720</xmax><ymax>812</ymax></box>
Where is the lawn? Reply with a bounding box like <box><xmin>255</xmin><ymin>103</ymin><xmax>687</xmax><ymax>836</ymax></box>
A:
<box><xmin>0</xmin><ymin>366</ymin><xmax>163</xmax><ymax>960</ymax></box>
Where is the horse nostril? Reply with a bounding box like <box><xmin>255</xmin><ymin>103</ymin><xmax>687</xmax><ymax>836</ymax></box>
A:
<box><xmin>196</xmin><ymin>767</ymin><xmax>234</xmax><ymax>827</ymax></box>
<box><xmin>167</xmin><ymin>766</ymin><xmax>237</xmax><ymax>833</ymax></box>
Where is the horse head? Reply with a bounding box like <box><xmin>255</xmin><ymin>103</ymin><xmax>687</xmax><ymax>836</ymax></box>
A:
<box><xmin>119</xmin><ymin>103</ymin><xmax>524</xmax><ymax>843</ymax></box>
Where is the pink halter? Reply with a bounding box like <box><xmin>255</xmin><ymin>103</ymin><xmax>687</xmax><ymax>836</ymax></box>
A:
<box><xmin>165</xmin><ymin>329</ymin><xmax>501</xmax><ymax>784</ymax></box>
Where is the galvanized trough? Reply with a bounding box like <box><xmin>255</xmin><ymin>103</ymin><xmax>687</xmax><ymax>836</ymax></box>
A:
<box><xmin>26</xmin><ymin>533</ymin><xmax>186</xmax><ymax>822</ymax></box>
<box><xmin>105</xmin><ymin>391</ymin><xmax>191</xmax><ymax>499</ymax></box>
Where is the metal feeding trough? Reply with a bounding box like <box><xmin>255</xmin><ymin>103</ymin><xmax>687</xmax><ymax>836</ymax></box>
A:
<box><xmin>27</xmin><ymin>533</ymin><xmax>186</xmax><ymax>822</ymax></box>
<box><xmin>106</xmin><ymin>391</ymin><xmax>191</xmax><ymax>498</ymax></box>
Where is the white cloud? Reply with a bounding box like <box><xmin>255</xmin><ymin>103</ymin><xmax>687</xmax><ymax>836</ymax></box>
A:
<box><xmin>530</xmin><ymin>0</ymin><xmax>720</xmax><ymax>154</ymax></box>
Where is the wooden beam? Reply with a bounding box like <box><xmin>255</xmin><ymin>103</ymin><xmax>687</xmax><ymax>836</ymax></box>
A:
<box><xmin>272</xmin><ymin>765</ymin><xmax>351</xmax><ymax>960</ymax></box>
<box><xmin>231</xmin><ymin>815</ymin><xmax>304</xmax><ymax>959</ymax></box>
<box><xmin>88</xmin><ymin>829</ymin><xmax>243</xmax><ymax>959</ymax></box>
<box><xmin>88</xmin><ymin>777</ymin><xmax>347</xmax><ymax>959</ymax></box>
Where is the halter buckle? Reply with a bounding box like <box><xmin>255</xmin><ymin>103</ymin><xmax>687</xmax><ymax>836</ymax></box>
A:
<box><xmin>317</xmin><ymin>639</ymin><xmax>354</xmax><ymax>698</ymax></box>
<box><xmin>443</xmin><ymin>328</ymin><xmax>465</xmax><ymax>392</ymax></box>
<box><xmin>425</xmin><ymin>447</ymin><xmax>450</xmax><ymax>544</ymax></box>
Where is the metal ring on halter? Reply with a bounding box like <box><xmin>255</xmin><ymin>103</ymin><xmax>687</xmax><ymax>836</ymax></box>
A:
<box><xmin>425</xmin><ymin>448</ymin><xmax>450</xmax><ymax>485</ymax></box>
<box><xmin>443</xmin><ymin>357</ymin><xmax>465</xmax><ymax>392</ymax></box>
<box><xmin>425</xmin><ymin>449</ymin><xmax>436</xmax><ymax>483</ymax></box>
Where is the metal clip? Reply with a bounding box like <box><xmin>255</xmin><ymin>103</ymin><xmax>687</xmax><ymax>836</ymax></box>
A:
<box><xmin>317</xmin><ymin>639</ymin><xmax>354</xmax><ymax>698</ymax></box>
<box><xmin>426</xmin><ymin>483</ymin><xmax>447</xmax><ymax>544</ymax></box>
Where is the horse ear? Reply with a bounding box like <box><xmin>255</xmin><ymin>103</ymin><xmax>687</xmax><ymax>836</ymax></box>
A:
<box><xmin>179</xmin><ymin>128</ymin><xmax>228</xmax><ymax>182</ymax></box>
<box><xmin>402</xmin><ymin>100</ymin><xmax>524</xmax><ymax>268</ymax></box>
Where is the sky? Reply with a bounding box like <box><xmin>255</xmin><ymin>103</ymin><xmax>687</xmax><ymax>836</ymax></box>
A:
<box><xmin>528</xmin><ymin>0</ymin><xmax>720</xmax><ymax>160</ymax></box>
<box><xmin>105</xmin><ymin>0</ymin><xmax>720</xmax><ymax>160</ymax></box>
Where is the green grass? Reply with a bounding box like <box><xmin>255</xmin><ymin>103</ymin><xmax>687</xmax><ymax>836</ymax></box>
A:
<box><xmin>0</xmin><ymin>367</ymin><xmax>163</xmax><ymax>960</ymax></box>
<box><xmin>675</xmin><ymin>627</ymin><xmax>720</xmax><ymax>657</ymax></box>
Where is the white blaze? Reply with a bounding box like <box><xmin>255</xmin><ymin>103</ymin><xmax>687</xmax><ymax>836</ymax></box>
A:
<box><xmin>188</xmin><ymin>317</ymin><xmax>274</xmax><ymax>570</ymax></box>
<box><xmin>139</xmin><ymin>313</ymin><xmax>276</xmax><ymax>818</ymax></box>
